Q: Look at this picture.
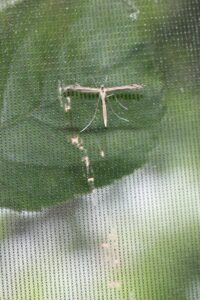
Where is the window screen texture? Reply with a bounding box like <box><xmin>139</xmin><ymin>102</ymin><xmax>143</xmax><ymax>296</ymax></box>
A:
<box><xmin>0</xmin><ymin>0</ymin><xmax>200</xmax><ymax>299</ymax></box>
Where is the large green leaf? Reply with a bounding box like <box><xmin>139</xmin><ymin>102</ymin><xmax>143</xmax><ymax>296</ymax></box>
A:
<box><xmin>0</xmin><ymin>0</ymin><xmax>163</xmax><ymax>210</ymax></box>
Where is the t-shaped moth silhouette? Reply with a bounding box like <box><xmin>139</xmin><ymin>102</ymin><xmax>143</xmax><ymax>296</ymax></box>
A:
<box><xmin>60</xmin><ymin>83</ymin><xmax>144</xmax><ymax>128</ymax></box>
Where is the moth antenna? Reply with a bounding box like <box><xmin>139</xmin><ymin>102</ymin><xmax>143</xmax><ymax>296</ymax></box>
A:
<box><xmin>109</xmin><ymin>102</ymin><xmax>130</xmax><ymax>123</ymax></box>
<box><xmin>89</xmin><ymin>75</ymin><xmax>99</xmax><ymax>88</ymax></box>
<box><xmin>80</xmin><ymin>96</ymin><xmax>101</xmax><ymax>133</ymax></box>
<box><xmin>104</xmin><ymin>75</ymin><xmax>109</xmax><ymax>85</ymax></box>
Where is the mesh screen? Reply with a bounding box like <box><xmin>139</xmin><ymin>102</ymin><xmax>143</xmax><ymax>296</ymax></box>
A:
<box><xmin>0</xmin><ymin>0</ymin><xmax>200</xmax><ymax>299</ymax></box>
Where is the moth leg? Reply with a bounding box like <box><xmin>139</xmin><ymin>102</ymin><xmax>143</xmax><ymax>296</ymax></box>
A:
<box><xmin>114</xmin><ymin>95</ymin><xmax>128</xmax><ymax>110</ymax></box>
<box><xmin>80</xmin><ymin>96</ymin><xmax>101</xmax><ymax>133</ymax></box>
<box><xmin>107</xmin><ymin>94</ymin><xmax>128</xmax><ymax>110</ymax></box>
<box><xmin>109</xmin><ymin>101</ymin><xmax>129</xmax><ymax>123</ymax></box>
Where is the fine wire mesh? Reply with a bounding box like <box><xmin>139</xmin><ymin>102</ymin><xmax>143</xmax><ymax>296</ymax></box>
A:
<box><xmin>0</xmin><ymin>0</ymin><xmax>200</xmax><ymax>299</ymax></box>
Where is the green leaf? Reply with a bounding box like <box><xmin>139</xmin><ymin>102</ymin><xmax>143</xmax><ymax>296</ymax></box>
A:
<box><xmin>0</xmin><ymin>0</ymin><xmax>164</xmax><ymax>210</ymax></box>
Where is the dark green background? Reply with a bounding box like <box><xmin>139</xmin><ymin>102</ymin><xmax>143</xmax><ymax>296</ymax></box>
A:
<box><xmin>0</xmin><ymin>0</ymin><xmax>166</xmax><ymax>210</ymax></box>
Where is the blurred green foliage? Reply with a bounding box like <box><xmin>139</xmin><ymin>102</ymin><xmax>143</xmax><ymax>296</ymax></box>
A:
<box><xmin>0</xmin><ymin>0</ymin><xmax>200</xmax><ymax>299</ymax></box>
<box><xmin>0</xmin><ymin>0</ymin><xmax>164</xmax><ymax>210</ymax></box>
